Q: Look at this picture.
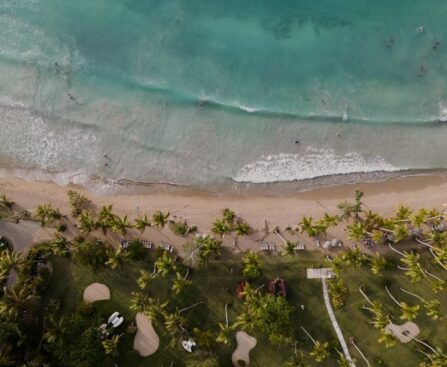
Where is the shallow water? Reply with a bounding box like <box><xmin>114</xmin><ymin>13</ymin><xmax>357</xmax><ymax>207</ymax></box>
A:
<box><xmin>1</xmin><ymin>0</ymin><xmax>447</xmax><ymax>188</ymax></box>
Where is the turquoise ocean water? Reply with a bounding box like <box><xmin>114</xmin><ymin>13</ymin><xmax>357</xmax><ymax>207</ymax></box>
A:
<box><xmin>1</xmin><ymin>0</ymin><xmax>447</xmax><ymax>190</ymax></box>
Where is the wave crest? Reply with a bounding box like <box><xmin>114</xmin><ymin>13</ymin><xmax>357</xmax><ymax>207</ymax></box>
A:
<box><xmin>233</xmin><ymin>148</ymin><xmax>399</xmax><ymax>183</ymax></box>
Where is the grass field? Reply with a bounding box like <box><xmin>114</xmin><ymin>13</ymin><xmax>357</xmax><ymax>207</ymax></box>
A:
<box><xmin>42</xmin><ymin>248</ymin><xmax>446</xmax><ymax>367</ymax></box>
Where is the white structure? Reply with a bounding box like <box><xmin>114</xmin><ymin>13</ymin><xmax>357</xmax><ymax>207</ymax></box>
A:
<box><xmin>182</xmin><ymin>339</ymin><xmax>196</xmax><ymax>353</ymax></box>
<box><xmin>306</xmin><ymin>268</ymin><xmax>334</xmax><ymax>279</ymax></box>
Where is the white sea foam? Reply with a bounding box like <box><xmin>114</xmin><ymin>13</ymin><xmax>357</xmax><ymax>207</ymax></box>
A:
<box><xmin>233</xmin><ymin>148</ymin><xmax>400</xmax><ymax>183</ymax></box>
<box><xmin>439</xmin><ymin>102</ymin><xmax>447</xmax><ymax>122</ymax></box>
<box><xmin>0</xmin><ymin>101</ymin><xmax>100</xmax><ymax>171</ymax></box>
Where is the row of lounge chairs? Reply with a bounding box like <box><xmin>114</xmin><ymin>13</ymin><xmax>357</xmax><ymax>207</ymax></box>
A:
<box><xmin>294</xmin><ymin>243</ymin><xmax>305</xmax><ymax>251</ymax></box>
<box><xmin>261</xmin><ymin>242</ymin><xmax>276</xmax><ymax>251</ymax></box>
<box><xmin>120</xmin><ymin>239</ymin><xmax>170</xmax><ymax>252</ymax></box>
<box><xmin>160</xmin><ymin>242</ymin><xmax>174</xmax><ymax>253</ymax></box>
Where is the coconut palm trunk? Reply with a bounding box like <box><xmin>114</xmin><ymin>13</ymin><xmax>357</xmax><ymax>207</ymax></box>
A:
<box><xmin>300</xmin><ymin>326</ymin><xmax>317</xmax><ymax>345</ymax></box>
<box><xmin>384</xmin><ymin>286</ymin><xmax>403</xmax><ymax>308</ymax></box>
<box><xmin>350</xmin><ymin>338</ymin><xmax>370</xmax><ymax>367</ymax></box>
<box><xmin>412</xmin><ymin>337</ymin><xmax>439</xmax><ymax>355</ymax></box>
<box><xmin>274</xmin><ymin>230</ymin><xmax>289</xmax><ymax>246</ymax></box>
<box><xmin>359</xmin><ymin>286</ymin><xmax>374</xmax><ymax>306</ymax></box>
<box><xmin>387</xmin><ymin>242</ymin><xmax>405</xmax><ymax>256</ymax></box>
<box><xmin>179</xmin><ymin>301</ymin><xmax>203</xmax><ymax>314</ymax></box>
<box><xmin>428</xmin><ymin>248</ymin><xmax>447</xmax><ymax>271</ymax></box>
<box><xmin>399</xmin><ymin>288</ymin><xmax>425</xmax><ymax>302</ymax></box>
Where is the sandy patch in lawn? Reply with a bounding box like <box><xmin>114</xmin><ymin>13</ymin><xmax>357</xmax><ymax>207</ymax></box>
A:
<box><xmin>83</xmin><ymin>282</ymin><xmax>110</xmax><ymax>303</ymax></box>
<box><xmin>232</xmin><ymin>331</ymin><xmax>257</xmax><ymax>366</ymax></box>
<box><xmin>385</xmin><ymin>322</ymin><xmax>420</xmax><ymax>343</ymax></box>
<box><xmin>133</xmin><ymin>312</ymin><xmax>160</xmax><ymax>357</ymax></box>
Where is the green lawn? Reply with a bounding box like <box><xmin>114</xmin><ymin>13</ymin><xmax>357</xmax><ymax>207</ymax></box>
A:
<box><xmin>42</xmin><ymin>249</ymin><xmax>446</xmax><ymax>367</ymax></box>
<box><xmin>336</xmin><ymin>252</ymin><xmax>447</xmax><ymax>366</ymax></box>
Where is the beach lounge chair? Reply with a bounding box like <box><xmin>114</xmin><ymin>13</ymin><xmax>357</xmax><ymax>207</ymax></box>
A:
<box><xmin>120</xmin><ymin>240</ymin><xmax>129</xmax><ymax>249</ymax></box>
<box><xmin>108</xmin><ymin>311</ymin><xmax>120</xmax><ymax>324</ymax></box>
<box><xmin>260</xmin><ymin>243</ymin><xmax>268</xmax><ymax>251</ymax></box>
<box><xmin>181</xmin><ymin>339</ymin><xmax>196</xmax><ymax>353</ymax></box>
<box><xmin>269</xmin><ymin>243</ymin><xmax>276</xmax><ymax>251</ymax></box>
<box><xmin>142</xmin><ymin>240</ymin><xmax>153</xmax><ymax>249</ymax></box>
<box><xmin>112</xmin><ymin>316</ymin><xmax>124</xmax><ymax>328</ymax></box>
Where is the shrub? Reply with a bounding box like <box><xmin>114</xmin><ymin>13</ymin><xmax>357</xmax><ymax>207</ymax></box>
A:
<box><xmin>170</xmin><ymin>221</ymin><xmax>197</xmax><ymax>237</ymax></box>
<box><xmin>73</xmin><ymin>239</ymin><xmax>109</xmax><ymax>269</ymax></box>
<box><xmin>127</xmin><ymin>240</ymin><xmax>147</xmax><ymax>260</ymax></box>
<box><xmin>67</xmin><ymin>190</ymin><xmax>89</xmax><ymax>217</ymax></box>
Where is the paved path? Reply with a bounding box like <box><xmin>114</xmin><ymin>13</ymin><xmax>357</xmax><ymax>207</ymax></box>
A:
<box><xmin>1</xmin><ymin>220</ymin><xmax>55</xmax><ymax>288</ymax></box>
<box><xmin>321</xmin><ymin>278</ymin><xmax>356</xmax><ymax>367</ymax></box>
<box><xmin>0</xmin><ymin>220</ymin><xmax>55</xmax><ymax>253</ymax></box>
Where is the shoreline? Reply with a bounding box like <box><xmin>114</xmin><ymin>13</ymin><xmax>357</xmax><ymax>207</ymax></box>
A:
<box><xmin>2</xmin><ymin>174</ymin><xmax>447</xmax><ymax>235</ymax></box>
<box><xmin>1</xmin><ymin>163</ymin><xmax>446</xmax><ymax>198</ymax></box>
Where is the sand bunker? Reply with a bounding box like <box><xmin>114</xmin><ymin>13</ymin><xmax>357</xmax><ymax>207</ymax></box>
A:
<box><xmin>83</xmin><ymin>283</ymin><xmax>110</xmax><ymax>303</ymax></box>
<box><xmin>133</xmin><ymin>312</ymin><xmax>160</xmax><ymax>357</ymax></box>
<box><xmin>232</xmin><ymin>331</ymin><xmax>257</xmax><ymax>366</ymax></box>
<box><xmin>385</xmin><ymin>322</ymin><xmax>420</xmax><ymax>343</ymax></box>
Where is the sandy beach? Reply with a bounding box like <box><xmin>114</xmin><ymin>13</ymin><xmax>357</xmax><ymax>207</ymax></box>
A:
<box><xmin>2</xmin><ymin>174</ymin><xmax>447</xmax><ymax>250</ymax></box>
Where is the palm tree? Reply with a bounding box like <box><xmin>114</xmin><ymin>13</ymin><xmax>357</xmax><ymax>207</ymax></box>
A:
<box><xmin>412</xmin><ymin>208</ymin><xmax>429</xmax><ymax>228</ymax></box>
<box><xmin>353</xmin><ymin>190</ymin><xmax>364</xmax><ymax>219</ymax></box>
<box><xmin>321</xmin><ymin>213</ymin><xmax>341</xmax><ymax>228</ymax></box>
<box><xmin>49</xmin><ymin>235</ymin><xmax>70</xmax><ymax>257</ymax></box>
<box><xmin>399</xmin><ymin>288</ymin><xmax>441</xmax><ymax>320</ymax></box>
<box><xmin>130</xmin><ymin>292</ymin><xmax>152</xmax><ymax>313</ymax></box>
<box><xmin>164</xmin><ymin>310</ymin><xmax>188</xmax><ymax>346</ymax></box>
<box><xmin>235</xmin><ymin>220</ymin><xmax>252</xmax><ymax>236</ymax></box>
<box><xmin>134</xmin><ymin>214</ymin><xmax>151</xmax><ymax>233</ymax></box>
<box><xmin>346</xmin><ymin>222</ymin><xmax>367</xmax><ymax>241</ymax></box>
<box><xmin>310</xmin><ymin>340</ymin><xmax>330</xmax><ymax>363</ymax></box>
<box><xmin>0</xmin><ymin>285</ymin><xmax>38</xmax><ymax>319</ymax></box>
<box><xmin>242</xmin><ymin>250</ymin><xmax>262</xmax><ymax>279</ymax></box>
<box><xmin>234</xmin><ymin>311</ymin><xmax>256</xmax><ymax>332</ymax></box>
<box><xmin>301</xmin><ymin>327</ymin><xmax>330</xmax><ymax>362</ymax></box>
<box><xmin>282</xmin><ymin>241</ymin><xmax>296</xmax><ymax>256</ymax></box>
<box><xmin>152</xmin><ymin>210</ymin><xmax>169</xmax><ymax>228</ymax></box>
<box><xmin>385</xmin><ymin>286</ymin><xmax>420</xmax><ymax>321</ymax></box>
<box><xmin>35</xmin><ymin>204</ymin><xmax>53</xmax><ymax>226</ymax></box>
<box><xmin>298</xmin><ymin>216</ymin><xmax>318</xmax><ymax>237</ymax></box>
<box><xmin>370</xmin><ymin>253</ymin><xmax>386</xmax><ymax>275</ymax></box>
<box><xmin>0</xmin><ymin>250</ymin><xmax>24</xmax><ymax>279</ymax></box>
<box><xmin>130</xmin><ymin>292</ymin><xmax>168</xmax><ymax>320</ymax></box>
<box><xmin>394</xmin><ymin>205</ymin><xmax>412</xmax><ymax>221</ymax></box>
<box><xmin>137</xmin><ymin>270</ymin><xmax>154</xmax><ymax>290</ymax></box>
<box><xmin>102</xmin><ymin>334</ymin><xmax>121</xmax><ymax>356</ymax></box>
<box><xmin>393</xmin><ymin>224</ymin><xmax>409</xmax><ymax>243</ymax></box>
<box><xmin>105</xmin><ymin>248</ymin><xmax>129</xmax><ymax>269</ymax></box>
<box><xmin>337</xmin><ymin>201</ymin><xmax>356</xmax><ymax>221</ymax></box>
<box><xmin>155</xmin><ymin>251</ymin><xmax>177</xmax><ymax>276</ymax></box>
<box><xmin>0</xmin><ymin>195</ymin><xmax>13</xmax><ymax>209</ymax></box>
<box><xmin>342</xmin><ymin>247</ymin><xmax>367</xmax><ymax>268</ymax></box>
<box><xmin>216</xmin><ymin>302</ymin><xmax>233</xmax><ymax>345</ymax></box>
<box><xmin>363</xmin><ymin>210</ymin><xmax>384</xmax><ymax>232</ymax></box>
<box><xmin>111</xmin><ymin>215</ymin><xmax>132</xmax><ymax>235</ymax></box>
<box><xmin>212</xmin><ymin>219</ymin><xmax>231</xmax><ymax>236</ymax></box>
<box><xmin>377</xmin><ymin>329</ymin><xmax>396</xmax><ymax>348</ymax></box>
<box><xmin>96</xmin><ymin>205</ymin><xmax>115</xmax><ymax>233</ymax></box>
<box><xmin>78</xmin><ymin>210</ymin><xmax>96</xmax><ymax>233</ymax></box>
<box><xmin>283</xmin><ymin>349</ymin><xmax>309</xmax><ymax>367</ymax></box>
<box><xmin>171</xmin><ymin>270</ymin><xmax>192</xmax><ymax>295</ymax></box>
<box><xmin>42</xmin><ymin>316</ymin><xmax>67</xmax><ymax>344</ymax></box>
<box><xmin>223</xmin><ymin>208</ymin><xmax>236</xmax><ymax>224</ymax></box>
<box><xmin>216</xmin><ymin>322</ymin><xmax>233</xmax><ymax>345</ymax></box>
<box><xmin>359</xmin><ymin>287</ymin><xmax>389</xmax><ymax>330</ymax></box>
<box><xmin>193</xmin><ymin>328</ymin><xmax>216</xmax><ymax>349</ymax></box>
